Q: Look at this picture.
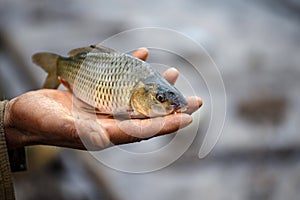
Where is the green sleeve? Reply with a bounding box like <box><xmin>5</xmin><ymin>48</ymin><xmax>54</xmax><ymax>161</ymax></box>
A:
<box><xmin>0</xmin><ymin>100</ymin><xmax>15</xmax><ymax>200</ymax></box>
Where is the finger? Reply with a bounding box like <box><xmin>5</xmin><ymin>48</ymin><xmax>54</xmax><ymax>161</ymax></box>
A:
<box><xmin>132</xmin><ymin>47</ymin><xmax>149</xmax><ymax>61</ymax></box>
<box><xmin>108</xmin><ymin>113</ymin><xmax>192</xmax><ymax>145</ymax></box>
<box><xmin>75</xmin><ymin>119</ymin><xmax>111</xmax><ymax>150</ymax></box>
<box><xmin>162</xmin><ymin>67</ymin><xmax>179</xmax><ymax>85</ymax></box>
<box><xmin>186</xmin><ymin>96</ymin><xmax>202</xmax><ymax>115</ymax></box>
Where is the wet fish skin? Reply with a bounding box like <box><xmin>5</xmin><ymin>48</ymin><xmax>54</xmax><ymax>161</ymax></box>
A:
<box><xmin>32</xmin><ymin>45</ymin><xmax>188</xmax><ymax>118</ymax></box>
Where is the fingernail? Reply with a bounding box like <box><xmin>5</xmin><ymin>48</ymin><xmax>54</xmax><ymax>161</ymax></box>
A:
<box><xmin>169</xmin><ymin>67</ymin><xmax>178</xmax><ymax>72</ymax></box>
<box><xmin>189</xmin><ymin>96</ymin><xmax>202</xmax><ymax>108</ymax></box>
<box><xmin>138</xmin><ymin>47</ymin><xmax>148</xmax><ymax>51</ymax></box>
<box><xmin>197</xmin><ymin>97</ymin><xmax>203</xmax><ymax>107</ymax></box>
<box><xmin>165</xmin><ymin>67</ymin><xmax>178</xmax><ymax>76</ymax></box>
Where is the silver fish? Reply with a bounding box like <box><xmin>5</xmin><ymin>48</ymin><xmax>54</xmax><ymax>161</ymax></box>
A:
<box><xmin>32</xmin><ymin>45</ymin><xmax>188</xmax><ymax>117</ymax></box>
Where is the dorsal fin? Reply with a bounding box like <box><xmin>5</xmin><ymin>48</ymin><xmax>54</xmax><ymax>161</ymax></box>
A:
<box><xmin>90</xmin><ymin>45</ymin><xmax>118</xmax><ymax>54</ymax></box>
<box><xmin>68</xmin><ymin>45</ymin><xmax>118</xmax><ymax>56</ymax></box>
<box><xmin>68</xmin><ymin>47</ymin><xmax>93</xmax><ymax>56</ymax></box>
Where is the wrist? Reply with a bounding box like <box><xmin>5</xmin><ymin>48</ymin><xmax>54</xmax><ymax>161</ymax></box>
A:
<box><xmin>3</xmin><ymin>99</ymin><xmax>29</xmax><ymax>149</ymax></box>
<box><xmin>1</xmin><ymin>100</ymin><xmax>28</xmax><ymax>171</ymax></box>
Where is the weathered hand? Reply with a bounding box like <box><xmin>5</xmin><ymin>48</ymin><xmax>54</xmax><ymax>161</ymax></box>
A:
<box><xmin>4</xmin><ymin>48</ymin><xmax>202</xmax><ymax>150</ymax></box>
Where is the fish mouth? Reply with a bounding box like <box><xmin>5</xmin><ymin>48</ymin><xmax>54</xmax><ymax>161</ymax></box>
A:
<box><xmin>168</xmin><ymin>104</ymin><xmax>188</xmax><ymax>113</ymax></box>
<box><xmin>175</xmin><ymin>105</ymin><xmax>188</xmax><ymax>113</ymax></box>
<box><xmin>170</xmin><ymin>94</ymin><xmax>188</xmax><ymax>113</ymax></box>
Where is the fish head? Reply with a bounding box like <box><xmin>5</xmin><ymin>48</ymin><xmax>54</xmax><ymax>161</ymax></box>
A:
<box><xmin>130</xmin><ymin>80</ymin><xmax>188</xmax><ymax>117</ymax></box>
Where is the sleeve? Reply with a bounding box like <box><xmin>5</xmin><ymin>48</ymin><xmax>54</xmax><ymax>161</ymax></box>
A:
<box><xmin>0</xmin><ymin>100</ymin><xmax>15</xmax><ymax>200</ymax></box>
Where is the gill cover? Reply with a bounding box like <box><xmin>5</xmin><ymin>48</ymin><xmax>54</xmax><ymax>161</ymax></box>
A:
<box><xmin>130</xmin><ymin>82</ymin><xmax>177</xmax><ymax>117</ymax></box>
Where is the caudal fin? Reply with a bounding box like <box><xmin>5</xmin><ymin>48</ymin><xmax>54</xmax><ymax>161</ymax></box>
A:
<box><xmin>32</xmin><ymin>53</ymin><xmax>60</xmax><ymax>89</ymax></box>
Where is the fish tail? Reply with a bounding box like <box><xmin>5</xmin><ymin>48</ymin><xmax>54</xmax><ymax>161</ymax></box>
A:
<box><xmin>32</xmin><ymin>53</ymin><xmax>60</xmax><ymax>89</ymax></box>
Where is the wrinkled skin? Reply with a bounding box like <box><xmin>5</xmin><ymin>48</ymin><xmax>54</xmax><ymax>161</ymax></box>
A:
<box><xmin>4</xmin><ymin>48</ymin><xmax>202</xmax><ymax>150</ymax></box>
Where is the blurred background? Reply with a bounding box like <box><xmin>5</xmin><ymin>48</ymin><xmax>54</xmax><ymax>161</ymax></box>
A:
<box><xmin>1</xmin><ymin>0</ymin><xmax>300</xmax><ymax>199</ymax></box>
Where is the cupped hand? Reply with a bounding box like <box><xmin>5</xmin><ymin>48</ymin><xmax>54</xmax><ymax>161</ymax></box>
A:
<box><xmin>4</xmin><ymin>48</ymin><xmax>202</xmax><ymax>150</ymax></box>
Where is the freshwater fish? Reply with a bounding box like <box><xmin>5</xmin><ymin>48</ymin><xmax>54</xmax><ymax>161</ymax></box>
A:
<box><xmin>32</xmin><ymin>45</ymin><xmax>187</xmax><ymax>118</ymax></box>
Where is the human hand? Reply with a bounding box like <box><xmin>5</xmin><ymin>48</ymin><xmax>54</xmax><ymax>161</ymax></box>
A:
<box><xmin>4</xmin><ymin>48</ymin><xmax>202</xmax><ymax>150</ymax></box>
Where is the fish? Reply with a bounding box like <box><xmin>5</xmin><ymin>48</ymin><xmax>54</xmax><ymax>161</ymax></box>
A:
<box><xmin>32</xmin><ymin>45</ymin><xmax>188</xmax><ymax>118</ymax></box>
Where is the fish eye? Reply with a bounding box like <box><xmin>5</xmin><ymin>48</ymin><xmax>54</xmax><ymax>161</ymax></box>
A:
<box><xmin>156</xmin><ymin>93</ymin><xmax>166</xmax><ymax>103</ymax></box>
